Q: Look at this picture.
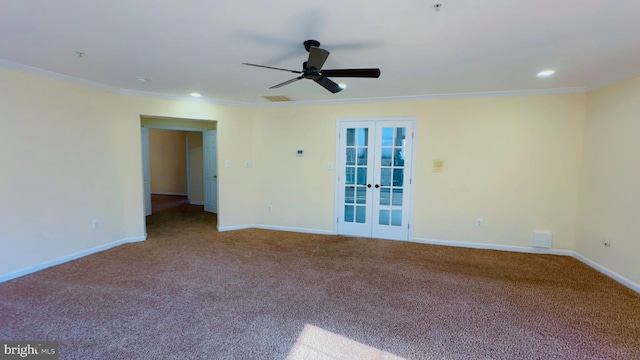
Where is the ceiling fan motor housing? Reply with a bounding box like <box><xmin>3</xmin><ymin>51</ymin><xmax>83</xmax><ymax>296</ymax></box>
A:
<box><xmin>303</xmin><ymin>40</ymin><xmax>321</xmax><ymax>52</ymax></box>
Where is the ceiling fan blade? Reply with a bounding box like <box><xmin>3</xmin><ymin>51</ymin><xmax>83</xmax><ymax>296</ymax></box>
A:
<box><xmin>306</xmin><ymin>47</ymin><xmax>330</xmax><ymax>70</ymax></box>
<box><xmin>314</xmin><ymin>77</ymin><xmax>343</xmax><ymax>93</ymax></box>
<box><xmin>269</xmin><ymin>76</ymin><xmax>304</xmax><ymax>89</ymax></box>
<box><xmin>243</xmin><ymin>63</ymin><xmax>302</xmax><ymax>73</ymax></box>
<box><xmin>319</xmin><ymin>68</ymin><xmax>381</xmax><ymax>78</ymax></box>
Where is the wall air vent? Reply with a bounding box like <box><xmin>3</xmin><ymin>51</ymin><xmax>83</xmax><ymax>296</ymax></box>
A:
<box><xmin>262</xmin><ymin>95</ymin><xmax>294</xmax><ymax>102</ymax></box>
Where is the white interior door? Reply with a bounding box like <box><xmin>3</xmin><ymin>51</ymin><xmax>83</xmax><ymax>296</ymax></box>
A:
<box><xmin>336</xmin><ymin>119</ymin><xmax>414</xmax><ymax>240</ymax></box>
<box><xmin>141</xmin><ymin>127</ymin><xmax>152</xmax><ymax>216</ymax></box>
<box><xmin>203</xmin><ymin>130</ymin><xmax>218</xmax><ymax>213</ymax></box>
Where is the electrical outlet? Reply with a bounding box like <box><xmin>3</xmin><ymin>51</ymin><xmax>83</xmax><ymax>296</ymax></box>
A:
<box><xmin>92</xmin><ymin>220</ymin><xmax>100</xmax><ymax>229</ymax></box>
<box><xmin>603</xmin><ymin>238</ymin><xmax>611</xmax><ymax>247</ymax></box>
<box><xmin>475</xmin><ymin>218</ymin><xmax>483</xmax><ymax>227</ymax></box>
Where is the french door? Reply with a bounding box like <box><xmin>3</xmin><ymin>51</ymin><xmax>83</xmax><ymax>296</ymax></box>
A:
<box><xmin>336</xmin><ymin>119</ymin><xmax>415</xmax><ymax>241</ymax></box>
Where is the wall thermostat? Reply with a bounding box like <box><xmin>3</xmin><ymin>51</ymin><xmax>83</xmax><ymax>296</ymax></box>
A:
<box><xmin>297</xmin><ymin>150</ymin><xmax>304</xmax><ymax>157</ymax></box>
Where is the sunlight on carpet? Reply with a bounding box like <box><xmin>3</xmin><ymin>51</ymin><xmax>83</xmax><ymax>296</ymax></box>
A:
<box><xmin>286</xmin><ymin>324</ymin><xmax>405</xmax><ymax>360</ymax></box>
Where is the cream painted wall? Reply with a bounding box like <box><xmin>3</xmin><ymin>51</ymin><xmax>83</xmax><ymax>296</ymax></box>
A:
<box><xmin>0</xmin><ymin>67</ymin><xmax>257</xmax><ymax>277</ymax></box>
<box><xmin>2</xmin><ymin>63</ymin><xmax>637</xmax><ymax>290</ymax></box>
<box><xmin>0</xmin><ymin>68</ymin><xmax>141</xmax><ymax>276</ymax></box>
<box><xmin>149</xmin><ymin>129</ymin><xmax>188</xmax><ymax>195</ymax></box>
<box><xmin>122</xmin><ymin>96</ymin><xmax>258</xmax><ymax>229</ymax></box>
<box><xmin>576</xmin><ymin>75</ymin><xmax>640</xmax><ymax>286</ymax></box>
<box><xmin>252</xmin><ymin>94</ymin><xmax>585</xmax><ymax>251</ymax></box>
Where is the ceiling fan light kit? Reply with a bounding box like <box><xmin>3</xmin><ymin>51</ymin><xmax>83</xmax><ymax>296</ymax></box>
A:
<box><xmin>243</xmin><ymin>40</ymin><xmax>381</xmax><ymax>94</ymax></box>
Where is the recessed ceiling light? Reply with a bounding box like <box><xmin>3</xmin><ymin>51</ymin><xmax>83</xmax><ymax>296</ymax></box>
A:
<box><xmin>537</xmin><ymin>70</ymin><xmax>555</xmax><ymax>78</ymax></box>
<box><xmin>338</xmin><ymin>83</ymin><xmax>347</xmax><ymax>90</ymax></box>
<box><xmin>135</xmin><ymin>76</ymin><xmax>148</xmax><ymax>82</ymax></box>
<box><xmin>190</xmin><ymin>92</ymin><xmax>202</xmax><ymax>98</ymax></box>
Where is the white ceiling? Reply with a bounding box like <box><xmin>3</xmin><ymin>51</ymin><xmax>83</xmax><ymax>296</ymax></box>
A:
<box><xmin>2</xmin><ymin>0</ymin><xmax>639</xmax><ymax>104</ymax></box>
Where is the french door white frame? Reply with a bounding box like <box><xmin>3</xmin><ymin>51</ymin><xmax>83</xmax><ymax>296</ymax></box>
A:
<box><xmin>334</xmin><ymin>117</ymin><xmax>417</xmax><ymax>241</ymax></box>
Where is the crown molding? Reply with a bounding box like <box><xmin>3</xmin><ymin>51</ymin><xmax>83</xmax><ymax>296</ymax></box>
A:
<box><xmin>0</xmin><ymin>58</ymin><xmax>120</xmax><ymax>93</ymax></box>
<box><xmin>1</xmin><ymin>58</ymin><xmax>586</xmax><ymax>108</ymax></box>
<box><xmin>117</xmin><ymin>88</ymin><xmax>251</xmax><ymax>107</ymax></box>
<box><xmin>248</xmin><ymin>87</ymin><xmax>587</xmax><ymax>108</ymax></box>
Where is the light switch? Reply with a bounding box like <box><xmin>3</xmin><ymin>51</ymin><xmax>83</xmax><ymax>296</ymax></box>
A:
<box><xmin>327</xmin><ymin>162</ymin><xmax>334</xmax><ymax>170</ymax></box>
<box><xmin>225</xmin><ymin>160</ymin><xmax>231</xmax><ymax>168</ymax></box>
<box><xmin>245</xmin><ymin>161</ymin><xmax>252</xmax><ymax>168</ymax></box>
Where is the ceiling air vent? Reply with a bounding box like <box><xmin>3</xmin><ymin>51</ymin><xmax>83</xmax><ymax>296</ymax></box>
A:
<box><xmin>262</xmin><ymin>95</ymin><xmax>294</xmax><ymax>102</ymax></box>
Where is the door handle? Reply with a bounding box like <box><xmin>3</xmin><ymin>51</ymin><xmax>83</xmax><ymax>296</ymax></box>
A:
<box><xmin>375</xmin><ymin>184</ymin><xmax>380</xmax><ymax>188</ymax></box>
<box><xmin>213</xmin><ymin>175</ymin><xmax>217</xmax><ymax>179</ymax></box>
<box><xmin>367</xmin><ymin>184</ymin><xmax>372</xmax><ymax>188</ymax></box>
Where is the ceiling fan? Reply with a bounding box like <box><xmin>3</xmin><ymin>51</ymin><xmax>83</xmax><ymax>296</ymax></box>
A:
<box><xmin>243</xmin><ymin>40</ymin><xmax>381</xmax><ymax>93</ymax></box>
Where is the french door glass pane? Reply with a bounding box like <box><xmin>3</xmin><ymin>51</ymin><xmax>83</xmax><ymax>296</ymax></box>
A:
<box><xmin>381</xmin><ymin>168</ymin><xmax>391</xmax><ymax>186</ymax></box>
<box><xmin>379</xmin><ymin>210</ymin><xmax>390</xmax><ymax>225</ymax></box>
<box><xmin>391</xmin><ymin>210</ymin><xmax>402</xmax><ymax>226</ymax></box>
<box><xmin>392</xmin><ymin>188</ymin><xmax>403</xmax><ymax>206</ymax></box>
<box><xmin>381</xmin><ymin>148</ymin><xmax>392</xmax><ymax>166</ymax></box>
<box><xmin>346</xmin><ymin>129</ymin><xmax>355</xmax><ymax>146</ymax></box>
<box><xmin>346</xmin><ymin>167</ymin><xmax>355</xmax><ymax>184</ymax></box>
<box><xmin>357</xmin><ymin>148</ymin><xmax>368</xmax><ymax>165</ymax></box>
<box><xmin>394</xmin><ymin>128</ymin><xmax>406</xmax><ymax>146</ymax></box>
<box><xmin>393</xmin><ymin>148</ymin><xmax>405</xmax><ymax>166</ymax></box>
<box><xmin>346</xmin><ymin>148</ymin><xmax>355</xmax><ymax>165</ymax></box>
<box><xmin>380</xmin><ymin>188</ymin><xmax>390</xmax><ymax>206</ymax></box>
<box><xmin>357</xmin><ymin>167</ymin><xmax>367</xmax><ymax>185</ymax></box>
<box><xmin>345</xmin><ymin>205</ymin><xmax>354</xmax><ymax>222</ymax></box>
<box><xmin>356</xmin><ymin>187</ymin><xmax>367</xmax><ymax>204</ymax></box>
<box><xmin>356</xmin><ymin>206</ymin><xmax>366</xmax><ymax>223</ymax></box>
<box><xmin>381</xmin><ymin>128</ymin><xmax>393</xmax><ymax>146</ymax></box>
<box><xmin>345</xmin><ymin>187</ymin><xmax>354</xmax><ymax>203</ymax></box>
<box><xmin>393</xmin><ymin>168</ymin><xmax>404</xmax><ymax>186</ymax></box>
<box><xmin>358</xmin><ymin>129</ymin><xmax>369</xmax><ymax>146</ymax></box>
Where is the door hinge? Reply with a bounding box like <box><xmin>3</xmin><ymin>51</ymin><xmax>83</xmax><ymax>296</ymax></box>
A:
<box><xmin>337</xmin><ymin>217</ymin><xmax>339</xmax><ymax>223</ymax></box>
<box><xmin>408</xmin><ymin>223</ymin><xmax>410</xmax><ymax>229</ymax></box>
<box><xmin>410</xmin><ymin>178</ymin><xmax>412</xmax><ymax>185</ymax></box>
<box><xmin>412</xmin><ymin>132</ymin><xmax>415</xmax><ymax>139</ymax></box>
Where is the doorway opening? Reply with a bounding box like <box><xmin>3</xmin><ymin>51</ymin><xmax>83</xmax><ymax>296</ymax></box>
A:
<box><xmin>147</xmin><ymin>128</ymin><xmax>204</xmax><ymax>213</ymax></box>
<box><xmin>140</xmin><ymin>116</ymin><xmax>218</xmax><ymax>228</ymax></box>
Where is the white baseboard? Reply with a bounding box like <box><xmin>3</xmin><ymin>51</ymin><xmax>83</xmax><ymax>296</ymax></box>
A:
<box><xmin>572</xmin><ymin>252</ymin><xmax>640</xmax><ymax>294</ymax></box>
<box><xmin>0</xmin><ymin>235</ymin><xmax>147</xmax><ymax>283</ymax></box>
<box><xmin>217</xmin><ymin>224</ymin><xmax>255</xmax><ymax>232</ymax></box>
<box><xmin>4</xmin><ymin>227</ymin><xmax>638</xmax><ymax>295</ymax></box>
<box><xmin>151</xmin><ymin>192</ymin><xmax>188</xmax><ymax>196</ymax></box>
<box><xmin>411</xmin><ymin>237</ymin><xmax>574</xmax><ymax>256</ymax></box>
<box><xmin>412</xmin><ymin>237</ymin><xmax>639</xmax><ymax>294</ymax></box>
<box><xmin>254</xmin><ymin>224</ymin><xmax>335</xmax><ymax>235</ymax></box>
<box><xmin>217</xmin><ymin>223</ymin><xmax>335</xmax><ymax>235</ymax></box>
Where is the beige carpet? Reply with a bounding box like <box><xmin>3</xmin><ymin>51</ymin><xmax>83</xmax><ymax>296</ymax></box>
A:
<box><xmin>1</xmin><ymin>211</ymin><xmax>639</xmax><ymax>359</ymax></box>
